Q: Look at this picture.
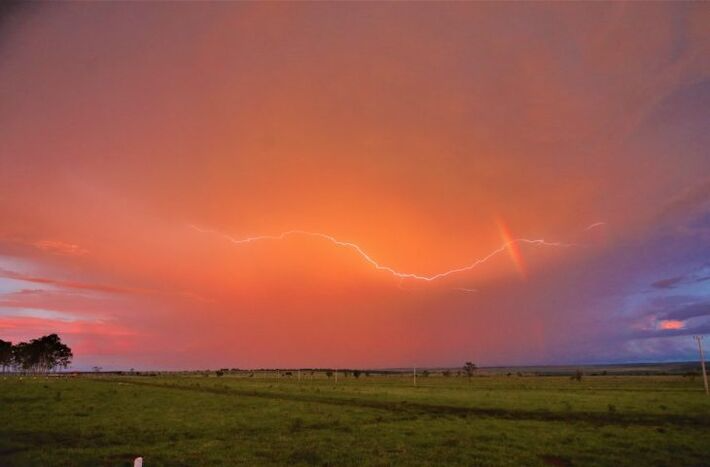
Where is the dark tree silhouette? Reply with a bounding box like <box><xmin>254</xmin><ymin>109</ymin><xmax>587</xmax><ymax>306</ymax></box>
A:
<box><xmin>463</xmin><ymin>361</ymin><xmax>477</xmax><ymax>379</ymax></box>
<box><xmin>9</xmin><ymin>334</ymin><xmax>72</xmax><ymax>374</ymax></box>
<box><xmin>0</xmin><ymin>339</ymin><xmax>12</xmax><ymax>373</ymax></box>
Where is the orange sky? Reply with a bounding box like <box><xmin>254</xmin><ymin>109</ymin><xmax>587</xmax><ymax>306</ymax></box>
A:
<box><xmin>1</xmin><ymin>2</ymin><xmax>709</xmax><ymax>369</ymax></box>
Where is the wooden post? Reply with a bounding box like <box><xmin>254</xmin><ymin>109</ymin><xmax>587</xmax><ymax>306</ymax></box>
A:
<box><xmin>694</xmin><ymin>336</ymin><xmax>709</xmax><ymax>395</ymax></box>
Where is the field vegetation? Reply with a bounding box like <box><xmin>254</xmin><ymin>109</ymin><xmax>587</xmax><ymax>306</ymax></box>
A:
<box><xmin>1</xmin><ymin>370</ymin><xmax>709</xmax><ymax>466</ymax></box>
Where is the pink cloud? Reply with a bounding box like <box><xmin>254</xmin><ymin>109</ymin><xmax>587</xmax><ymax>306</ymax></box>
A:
<box><xmin>0</xmin><ymin>315</ymin><xmax>141</xmax><ymax>365</ymax></box>
<box><xmin>0</xmin><ymin>288</ymin><xmax>120</xmax><ymax>318</ymax></box>
<box><xmin>658</xmin><ymin>319</ymin><xmax>685</xmax><ymax>330</ymax></box>
<box><xmin>32</xmin><ymin>239</ymin><xmax>88</xmax><ymax>256</ymax></box>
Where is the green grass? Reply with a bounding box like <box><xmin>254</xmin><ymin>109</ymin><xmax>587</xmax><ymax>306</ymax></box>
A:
<box><xmin>1</xmin><ymin>374</ymin><xmax>708</xmax><ymax>466</ymax></box>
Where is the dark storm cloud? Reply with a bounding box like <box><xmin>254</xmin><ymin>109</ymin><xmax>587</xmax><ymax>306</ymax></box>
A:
<box><xmin>651</xmin><ymin>263</ymin><xmax>710</xmax><ymax>290</ymax></box>
<box><xmin>651</xmin><ymin>277</ymin><xmax>684</xmax><ymax>289</ymax></box>
<box><xmin>632</xmin><ymin>323</ymin><xmax>710</xmax><ymax>339</ymax></box>
<box><xmin>661</xmin><ymin>301</ymin><xmax>710</xmax><ymax>322</ymax></box>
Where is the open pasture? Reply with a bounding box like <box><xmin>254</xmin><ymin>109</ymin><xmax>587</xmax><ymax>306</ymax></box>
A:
<box><xmin>1</xmin><ymin>373</ymin><xmax>709</xmax><ymax>466</ymax></box>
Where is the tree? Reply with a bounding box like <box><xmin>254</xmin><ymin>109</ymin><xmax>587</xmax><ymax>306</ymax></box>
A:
<box><xmin>326</xmin><ymin>370</ymin><xmax>333</xmax><ymax>378</ymax></box>
<box><xmin>10</xmin><ymin>334</ymin><xmax>72</xmax><ymax>374</ymax></box>
<box><xmin>463</xmin><ymin>362</ymin><xmax>477</xmax><ymax>379</ymax></box>
<box><xmin>41</xmin><ymin>334</ymin><xmax>72</xmax><ymax>371</ymax></box>
<box><xmin>353</xmin><ymin>370</ymin><xmax>361</xmax><ymax>378</ymax></box>
<box><xmin>0</xmin><ymin>339</ymin><xmax>12</xmax><ymax>373</ymax></box>
<box><xmin>12</xmin><ymin>341</ymin><xmax>30</xmax><ymax>372</ymax></box>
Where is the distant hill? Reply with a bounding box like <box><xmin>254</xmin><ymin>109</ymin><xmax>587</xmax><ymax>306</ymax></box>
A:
<box><xmin>418</xmin><ymin>361</ymin><xmax>703</xmax><ymax>376</ymax></box>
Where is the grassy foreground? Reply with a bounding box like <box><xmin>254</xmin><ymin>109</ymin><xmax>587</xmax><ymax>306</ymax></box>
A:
<box><xmin>1</xmin><ymin>374</ymin><xmax>709</xmax><ymax>466</ymax></box>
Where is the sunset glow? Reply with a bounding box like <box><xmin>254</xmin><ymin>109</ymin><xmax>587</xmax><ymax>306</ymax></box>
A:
<box><xmin>1</xmin><ymin>2</ymin><xmax>709</xmax><ymax>370</ymax></box>
<box><xmin>659</xmin><ymin>320</ymin><xmax>685</xmax><ymax>331</ymax></box>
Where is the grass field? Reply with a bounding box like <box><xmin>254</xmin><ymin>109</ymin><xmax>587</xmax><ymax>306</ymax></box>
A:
<box><xmin>1</xmin><ymin>373</ymin><xmax>709</xmax><ymax>466</ymax></box>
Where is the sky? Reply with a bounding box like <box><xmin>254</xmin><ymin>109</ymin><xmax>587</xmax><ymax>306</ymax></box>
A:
<box><xmin>1</xmin><ymin>2</ymin><xmax>709</xmax><ymax>370</ymax></box>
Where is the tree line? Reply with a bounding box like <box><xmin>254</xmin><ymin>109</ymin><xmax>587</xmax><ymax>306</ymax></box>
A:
<box><xmin>0</xmin><ymin>334</ymin><xmax>73</xmax><ymax>373</ymax></box>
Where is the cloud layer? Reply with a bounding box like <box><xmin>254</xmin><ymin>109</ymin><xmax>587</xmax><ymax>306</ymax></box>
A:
<box><xmin>1</xmin><ymin>3</ymin><xmax>709</xmax><ymax>369</ymax></box>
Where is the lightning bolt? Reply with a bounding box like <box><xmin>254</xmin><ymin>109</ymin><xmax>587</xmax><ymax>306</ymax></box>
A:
<box><xmin>454</xmin><ymin>287</ymin><xmax>479</xmax><ymax>293</ymax></box>
<box><xmin>189</xmin><ymin>224</ymin><xmax>572</xmax><ymax>282</ymax></box>
<box><xmin>584</xmin><ymin>222</ymin><xmax>606</xmax><ymax>231</ymax></box>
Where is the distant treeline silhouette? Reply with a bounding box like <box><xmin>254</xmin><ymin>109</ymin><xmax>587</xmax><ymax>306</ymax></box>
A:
<box><xmin>0</xmin><ymin>334</ymin><xmax>73</xmax><ymax>373</ymax></box>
